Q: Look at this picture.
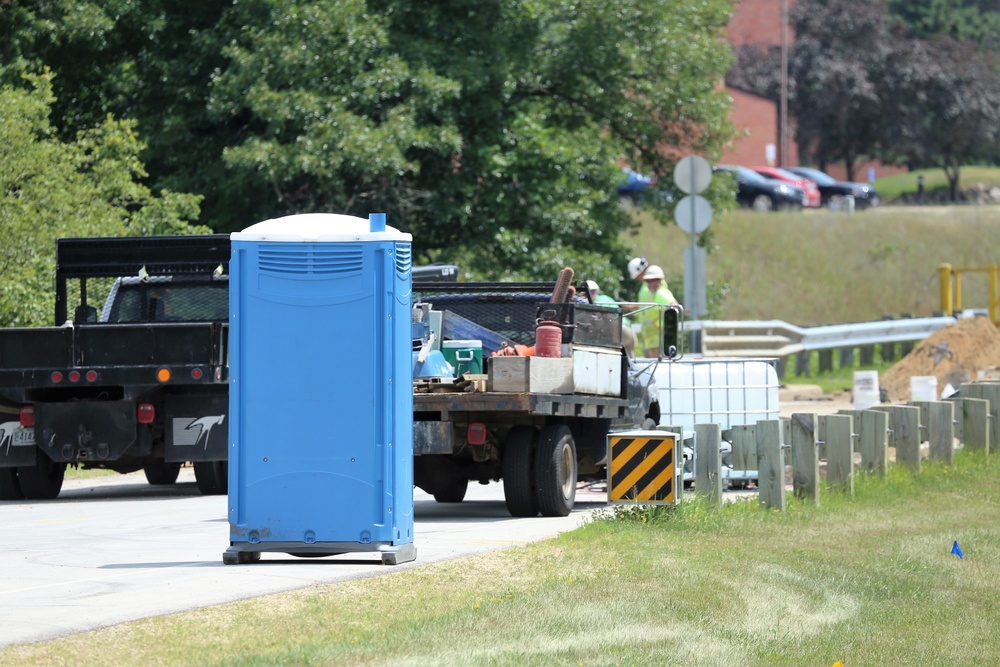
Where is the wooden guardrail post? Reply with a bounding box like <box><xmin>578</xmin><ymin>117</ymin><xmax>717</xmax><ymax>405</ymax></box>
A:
<box><xmin>911</xmin><ymin>400</ymin><xmax>955</xmax><ymax>465</ymax></box>
<box><xmin>730</xmin><ymin>424</ymin><xmax>756</xmax><ymax>471</ymax></box>
<box><xmin>883</xmin><ymin>405</ymin><xmax>921</xmax><ymax>471</ymax></box>
<box><xmin>838</xmin><ymin>408</ymin><xmax>862</xmax><ymax>469</ymax></box>
<box><xmin>795</xmin><ymin>351</ymin><xmax>810</xmax><ymax>377</ymax></box>
<box><xmin>820</xmin><ymin>414</ymin><xmax>854</xmax><ymax>494</ymax></box>
<box><xmin>959</xmin><ymin>382</ymin><xmax>1000</xmax><ymax>454</ymax></box>
<box><xmin>860</xmin><ymin>409</ymin><xmax>889</xmax><ymax>477</ymax></box>
<box><xmin>694</xmin><ymin>423</ymin><xmax>722</xmax><ymax>504</ymax></box>
<box><xmin>947</xmin><ymin>397</ymin><xmax>989</xmax><ymax>453</ymax></box>
<box><xmin>790</xmin><ymin>413</ymin><xmax>819</xmax><ymax>504</ymax></box>
<box><xmin>756</xmin><ymin>419</ymin><xmax>785</xmax><ymax>511</ymax></box>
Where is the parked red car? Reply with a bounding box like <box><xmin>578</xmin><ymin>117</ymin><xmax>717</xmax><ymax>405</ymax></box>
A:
<box><xmin>751</xmin><ymin>166</ymin><xmax>822</xmax><ymax>208</ymax></box>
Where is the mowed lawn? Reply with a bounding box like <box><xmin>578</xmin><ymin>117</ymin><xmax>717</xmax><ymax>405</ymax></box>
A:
<box><xmin>3</xmin><ymin>451</ymin><xmax>999</xmax><ymax>666</ymax></box>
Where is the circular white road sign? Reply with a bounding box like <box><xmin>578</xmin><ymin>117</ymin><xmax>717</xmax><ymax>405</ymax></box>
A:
<box><xmin>673</xmin><ymin>155</ymin><xmax>713</xmax><ymax>194</ymax></box>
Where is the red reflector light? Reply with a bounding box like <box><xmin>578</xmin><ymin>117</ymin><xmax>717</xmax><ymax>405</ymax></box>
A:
<box><xmin>51</xmin><ymin>371</ymin><xmax>63</xmax><ymax>383</ymax></box>
<box><xmin>68</xmin><ymin>370</ymin><xmax>81</xmax><ymax>383</ymax></box>
<box><xmin>137</xmin><ymin>403</ymin><xmax>155</xmax><ymax>424</ymax></box>
<box><xmin>191</xmin><ymin>368</ymin><xmax>203</xmax><ymax>380</ymax></box>
<box><xmin>468</xmin><ymin>423</ymin><xmax>487</xmax><ymax>446</ymax></box>
<box><xmin>85</xmin><ymin>370</ymin><xmax>98</xmax><ymax>382</ymax></box>
<box><xmin>20</xmin><ymin>406</ymin><xmax>34</xmax><ymax>428</ymax></box>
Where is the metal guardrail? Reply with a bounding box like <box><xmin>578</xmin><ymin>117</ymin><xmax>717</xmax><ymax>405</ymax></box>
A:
<box><xmin>687</xmin><ymin>316</ymin><xmax>958</xmax><ymax>359</ymax></box>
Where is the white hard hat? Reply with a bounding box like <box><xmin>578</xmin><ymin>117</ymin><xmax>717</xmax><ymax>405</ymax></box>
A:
<box><xmin>627</xmin><ymin>257</ymin><xmax>649</xmax><ymax>279</ymax></box>
<box><xmin>644</xmin><ymin>265</ymin><xmax>665</xmax><ymax>280</ymax></box>
<box><xmin>585</xmin><ymin>280</ymin><xmax>599</xmax><ymax>293</ymax></box>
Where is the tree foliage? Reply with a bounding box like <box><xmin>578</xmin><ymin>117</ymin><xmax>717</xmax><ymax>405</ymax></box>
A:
<box><xmin>887</xmin><ymin>0</ymin><xmax>1000</xmax><ymax>51</ymax></box>
<box><xmin>881</xmin><ymin>37</ymin><xmax>1000</xmax><ymax>198</ymax></box>
<box><xmin>788</xmin><ymin>0</ymin><xmax>891</xmax><ymax>180</ymax></box>
<box><xmin>4</xmin><ymin>0</ymin><xmax>736</xmax><ymax>288</ymax></box>
<box><xmin>0</xmin><ymin>73</ymin><xmax>206</xmax><ymax>327</ymax></box>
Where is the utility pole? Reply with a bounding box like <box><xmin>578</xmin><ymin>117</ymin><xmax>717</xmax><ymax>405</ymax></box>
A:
<box><xmin>780</xmin><ymin>0</ymin><xmax>789</xmax><ymax>167</ymax></box>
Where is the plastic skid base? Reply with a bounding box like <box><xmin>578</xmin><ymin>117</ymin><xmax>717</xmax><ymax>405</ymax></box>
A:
<box><xmin>223</xmin><ymin>541</ymin><xmax>417</xmax><ymax>566</ymax></box>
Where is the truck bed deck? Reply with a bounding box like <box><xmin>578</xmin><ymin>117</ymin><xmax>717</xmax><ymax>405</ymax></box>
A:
<box><xmin>414</xmin><ymin>391</ymin><xmax>631</xmax><ymax>419</ymax></box>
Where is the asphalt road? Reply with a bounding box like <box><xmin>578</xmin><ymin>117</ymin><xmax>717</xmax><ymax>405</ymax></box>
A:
<box><xmin>0</xmin><ymin>471</ymin><xmax>610</xmax><ymax>648</ymax></box>
<box><xmin>0</xmin><ymin>389</ymin><xmax>844</xmax><ymax>649</ymax></box>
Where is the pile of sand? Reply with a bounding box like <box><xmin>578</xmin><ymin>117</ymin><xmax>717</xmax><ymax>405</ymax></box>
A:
<box><xmin>879</xmin><ymin>316</ymin><xmax>1000</xmax><ymax>402</ymax></box>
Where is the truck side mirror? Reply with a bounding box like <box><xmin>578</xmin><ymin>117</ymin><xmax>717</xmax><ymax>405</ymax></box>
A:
<box><xmin>662</xmin><ymin>305</ymin><xmax>681</xmax><ymax>359</ymax></box>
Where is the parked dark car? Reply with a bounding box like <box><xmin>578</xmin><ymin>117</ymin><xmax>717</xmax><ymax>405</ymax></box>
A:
<box><xmin>715</xmin><ymin>165</ymin><xmax>805</xmax><ymax>212</ymax></box>
<box><xmin>786</xmin><ymin>166</ymin><xmax>880</xmax><ymax>210</ymax></box>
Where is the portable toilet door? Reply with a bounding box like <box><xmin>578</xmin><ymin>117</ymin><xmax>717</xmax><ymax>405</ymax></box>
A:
<box><xmin>225</xmin><ymin>212</ymin><xmax>415</xmax><ymax>565</ymax></box>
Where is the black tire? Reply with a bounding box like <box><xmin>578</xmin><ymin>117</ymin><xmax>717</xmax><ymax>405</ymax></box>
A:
<box><xmin>503</xmin><ymin>426</ymin><xmax>539</xmax><ymax>517</ymax></box>
<box><xmin>194</xmin><ymin>460</ymin><xmax>228</xmax><ymax>495</ymax></box>
<box><xmin>535</xmin><ymin>424</ymin><xmax>577</xmax><ymax>517</ymax></box>
<box><xmin>752</xmin><ymin>194</ymin><xmax>774</xmax><ymax>212</ymax></box>
<box><xmin>433</xmin><ymin>476</ymin><xmax>469</xmax><ymax>503</ymax></box>
<box><xmin>0</xmin><ymin>467</ymin><xmax>23</xmax><ymax>500</ymax></box>
<box><xmin>17</xmin><ymin>457</ymin><xmax>65</xmax><ymax>500</ymax></box>
<box><xmin>144</xmin><ymin>461</ymin><xmax>181</xmax><ymax>485</ymax></box>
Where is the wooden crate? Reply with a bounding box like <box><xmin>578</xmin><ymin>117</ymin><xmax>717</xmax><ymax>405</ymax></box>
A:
<box><xmin>488</xmin><ymin>356</ymin><xmax>574</xmax><ymax>394</ymax></box>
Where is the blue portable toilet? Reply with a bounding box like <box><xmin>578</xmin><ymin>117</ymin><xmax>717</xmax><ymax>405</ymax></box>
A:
<box><xmin>224</xmin><ymin>212</ymin><xmax>416</xmax><ymax>565</ymax></box>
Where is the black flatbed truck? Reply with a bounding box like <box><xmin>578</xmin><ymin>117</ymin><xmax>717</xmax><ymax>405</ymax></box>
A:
<box><xmin>0</xmin><ymin>235</ymin><xmax>231</xmax><ymax>500</ymax></box>
<box><xmin>410</xmin><ymin>283</ymin><xmax>661</xmax><ymax>518</ymax></box>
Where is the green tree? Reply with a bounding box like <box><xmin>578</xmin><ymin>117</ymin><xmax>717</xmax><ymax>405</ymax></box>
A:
<box><xmin>887</xmin><ymin>0</ymin><xmax>1000</xmax><ymax>51</ymax></box>
<box><xmin>5</xmin><ymin>0</ymin><xmax>735</xmax><ymax>287</ymax></box>
<box><xmin>882</xmin><ymin>38</ymin><xmax>1000</xmax><ymax>199</ymax></box>
<box><xmin>0</xmin><ymin>73</ymin><xmax>205</xmax><ymax>327</ymax></box>
<box><xmin>209</xmin><ymin>0</ymin><xmax>735</xmax><ymax>285</ymax></box>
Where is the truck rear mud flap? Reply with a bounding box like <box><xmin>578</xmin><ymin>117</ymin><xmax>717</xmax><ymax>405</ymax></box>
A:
<box><xmin>0</xmin><ymin>419</ymin><xmax>37</xmax><ymax>466</ymax></box>
<box><xmin>165</xmin><ymin>393</ymin><xmax>228</xmax><ymax>462</ymax></box>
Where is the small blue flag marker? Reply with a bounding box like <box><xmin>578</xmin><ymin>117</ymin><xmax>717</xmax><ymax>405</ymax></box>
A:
<box><xmin>952</xmin><ymin>540</ymin><xmax>964</xmax><ymax>560</ymax></box>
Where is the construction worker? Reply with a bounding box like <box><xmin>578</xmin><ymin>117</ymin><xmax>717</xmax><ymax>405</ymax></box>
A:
<box><xmin>585</xmin><ymin>280</ymin><xmax>617</xmax><ymax>307</ymax></box>
<box><xmin>636</xmin><ymin>265</ymin><xmax>678</xmax><ymax>358</ymax></box>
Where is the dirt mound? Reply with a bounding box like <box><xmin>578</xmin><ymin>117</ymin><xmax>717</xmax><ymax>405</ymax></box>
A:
<box><xmin>879</xmin><ymin>316</ymin><xmax>1000</xmax><ymax>402</ymax></box>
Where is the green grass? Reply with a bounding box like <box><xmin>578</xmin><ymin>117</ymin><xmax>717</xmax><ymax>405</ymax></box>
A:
<box><xmin>875</xmin><ymin>165</ymin><xmax>1000</xmax><ymax>201</ymax></box>
<box><xmin>629</xmin><ymin>205</ymin><xmax>1000</xmax><ymax>327</ymax></box>
<box><xmin>5</xmin><ymin>451</ymin><xmax>999</xmax><ymax>665</ymax></box>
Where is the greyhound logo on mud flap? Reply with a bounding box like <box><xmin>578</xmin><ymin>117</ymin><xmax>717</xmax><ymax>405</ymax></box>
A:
<box><xmin>0</xmin><ymin>421</ymin><xmax>34</xmax><ymax>455</ymax></box>
<box><xmin>172</xmin><ymin>415</ymin><xmax>225</xmax><ymax>450</ymax></box>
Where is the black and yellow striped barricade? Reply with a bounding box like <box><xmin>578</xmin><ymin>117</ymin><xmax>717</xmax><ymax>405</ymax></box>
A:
<box><xmin>608</xmin><ymin>430</ymin><xmax>679</xmax><ymax>505</ymax></box>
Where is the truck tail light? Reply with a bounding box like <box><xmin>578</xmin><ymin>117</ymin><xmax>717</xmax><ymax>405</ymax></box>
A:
<box><xmin>156</xmin><ymin>368</ymin><xmax>171</xmax><ymax>383</ymax></box>
<box><xmin>50</xmin><ymin>371</ymin><xmax>63</xmax><ymax>383</ymax></box>
<box><xmin>85</xmin><ymin>370</ymin><xmax>98</xmax><ymax>382</ymax></box>
<box><xmin>68</xmin><ymin>370</ymin><xmax>81</xmax><ymax>383</ymax></box>
<box><xmin>20</xmin><ymin>406</ymin><xmax>34</xmax><ymax>428</ymax></box>
<box><xmin>137</xmin><ymin>403</ymin><xmax>155</xmax><ymax>424</ymax></box>
<box><xmin>468</xmin><ymin>423</ymin><xmax>487</xmax><ymax>446</ymax></box>
<box><xmin>191</xmin><ymin>368</ymin><xmax>203</xmax><ymax>380</ymax></box>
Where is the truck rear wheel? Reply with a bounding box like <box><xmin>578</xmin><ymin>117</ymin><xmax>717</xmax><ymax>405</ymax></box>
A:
<box><xmin>194</xmin><ymin>461</ymin><xmax>228</xmax><ymax>495</ymax></box>
<box><xmin>17</xmin><ymin>457</ymin><xmax>65</xmax><ymax>500</ymax></box>
<box><xmin>535</xmin><ymin>424</ymin><xmax>577</xmax><ymax>517</ymax></box>
<box><xmin>503</xmin><ymin>426</ymin><xmax>539</xmax><ymax>517</ymax></box>
<box><xmin>144</xmin><ymin>461</ymin><xmax>181</xmax><ymax>485</ymax></box>
<box><xmin>0</xmin><ymin>467</ymin><xmax>24</xmax><ymax>500</ymax></box>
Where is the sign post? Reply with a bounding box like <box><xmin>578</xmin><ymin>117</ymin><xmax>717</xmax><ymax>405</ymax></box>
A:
<box><xmin>673</xmin><ymin>156</ymin><xmax>713</xmax><ymax>323</ymax></box>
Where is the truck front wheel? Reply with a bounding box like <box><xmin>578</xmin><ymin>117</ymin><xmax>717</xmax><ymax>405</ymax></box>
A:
<box><xmin>503</xmin><ymin>426</ymin><xmax>539</xmax><ymax>517</ymax></box>
<box><xmin>17</xmin><ymin>457</ymin><xmax>65</xmax><ymax>500</ymax></box>
<box><xmin>535</xmin><ymin>424</ymin><xmax>577</xmax><ymax>517</ymax></box>
<box><xmin>144</xmin><ymin>461</ymin><xmax>181</xmax><ymax>485</ymax></box>
<box><xmin>433</xmin><ymin>476</ymin><xmax>469</xmax><ymax>503</ymax></box>
<box><xmin>194</xmin><ymin>461</ymin><xmax>228</xmax><ymax>495</ymax></box>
